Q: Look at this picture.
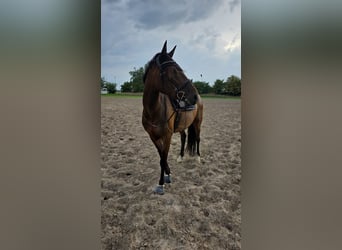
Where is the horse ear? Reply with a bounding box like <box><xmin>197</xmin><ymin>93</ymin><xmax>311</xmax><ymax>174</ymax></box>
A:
<box><xmin>168</xmin><ymin>45</ymin><xmax>176</xmax><ymax>58</ymax></box>
<box><xmin>161</xmin><ymin>40</ymin><xmax>167</xmax><ymax>54</ymax></box>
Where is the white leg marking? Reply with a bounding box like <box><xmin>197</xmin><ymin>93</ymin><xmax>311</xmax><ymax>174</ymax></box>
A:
<box><xmin>196</xmin><ymin>156</ymin><xmax>201</xmax><ymax>164</ymax></box>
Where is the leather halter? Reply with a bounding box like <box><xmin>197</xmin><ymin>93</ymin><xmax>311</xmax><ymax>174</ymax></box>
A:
<box><xmin>155</xmin><ymin>54</ymin><xmax>196</xmax><ymax>111</ymax></box>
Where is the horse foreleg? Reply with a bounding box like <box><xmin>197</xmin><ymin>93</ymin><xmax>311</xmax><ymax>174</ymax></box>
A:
<box><xmin>158</xmin><ymin>158</ymin><xmax>166</xmax><ymax>185</ymax></box>
<box><xmin>161</xmin><ymin>134</ymin><xmax>172</xmax><ymax>182</ymax></box>
<box><xmin>177</xmin><ymin>131</ymin><xmax>186</xmax><ymax>163</ymax></box>
<box><xmin>159</xmin><ymin>157</ymin><xmax>171</xmax><ymax>184</ymax></box>
<box><xmin>153</xmin><ymin>135</ymin><xmax>172</xmax><ymax>194</ymax></box>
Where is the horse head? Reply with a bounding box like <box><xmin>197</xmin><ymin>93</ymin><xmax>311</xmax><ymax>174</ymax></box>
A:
<box><xmin>144</xmin><ymin>41</ymin><xmax>198</xmax><ymax>108</ymax></box>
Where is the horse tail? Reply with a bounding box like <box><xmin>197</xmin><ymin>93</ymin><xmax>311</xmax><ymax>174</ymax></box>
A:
<box><xmin>186</xmin><ymin>123</ymin><xmax>197</xmax><ymax>156</ymax></box>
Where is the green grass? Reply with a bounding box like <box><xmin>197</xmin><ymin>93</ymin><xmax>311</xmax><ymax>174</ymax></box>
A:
<box><xmin>201</xmin><ymin>94</ymin><xmax>240</xmax><ymax>100</ymax></box>
<box><xmin>101</xmin><ymin>92</ymin><xmax>240</xmax><ymax>100</ymax></box>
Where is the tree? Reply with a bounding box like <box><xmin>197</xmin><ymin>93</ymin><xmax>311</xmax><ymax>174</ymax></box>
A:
<box><xmin>121</xmin><ymin>81</ymin><xmax>133</xmax><ymax>92</ymax></box>
<box><xmin>120</xmin><ymin>67</ymin><xmax>145</xmax><ymax>92</ymax></box>
<box><xmin>100</xmin><ymin>77</ymin><xmax>116</xmax><ymax>93</ymax></box>
<box><xmin>192</xmin><ymin>81</ymin><xmax>212</xmax><ymax>94</ymax></box>
<box><xmin>212</xmin><ymin>79</ymin><xmax>225</xmax><ymax>94</ymax></box>
<box><xmin>106</xmin><ymin>83</ymin><xmax>117</xmax><ymax>94</ymax></box>
<box><xmin>225</xmin><ymin>75</ymin><xmax>241</xmax><ymax>96</ymax></box>
<box><xmin>129</xmin><ymin>67</ymin><xmax>144</xmax><ymax>92</ymax></box>
<box><xmin>101</xmin><ymin>77</ymin><xmax>106</xmax><ymax>89</ymax></box>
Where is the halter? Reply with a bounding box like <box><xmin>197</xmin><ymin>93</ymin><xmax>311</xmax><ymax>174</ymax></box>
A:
<box><xmin>155</xmin><ymin>54</ymin><xmax>195</xmax><ymax>111</ymax></box>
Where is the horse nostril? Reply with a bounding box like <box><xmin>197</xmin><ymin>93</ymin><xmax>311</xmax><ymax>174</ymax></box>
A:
<box><xmin>194</xmin><ymin>95</ymin><xmax>197</xmax><ymax>101</ymax></box>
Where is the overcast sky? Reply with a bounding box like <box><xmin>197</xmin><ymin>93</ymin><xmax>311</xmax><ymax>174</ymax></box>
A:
<box><xmin>101</xmin><ymin>0</ymin><xmax>240</xmax><ymax>86</ymax></box>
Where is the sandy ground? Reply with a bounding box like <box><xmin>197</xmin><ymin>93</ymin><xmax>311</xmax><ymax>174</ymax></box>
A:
<box><xmin>101</xmin><ymin>96</ymin><xmax>241</xmax><ymax>250</ymax></box>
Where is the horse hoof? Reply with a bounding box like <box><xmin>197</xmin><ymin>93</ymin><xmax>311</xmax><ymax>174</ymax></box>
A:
<box><xmin>164</xmin><ymin>175</ymin><xmax>171</xmax><ymax>183</ymax></box>
<box><xmin>153</xmin><ymin>185</ymin><xmax>164</xmax><ymax>195</ymax></box>
<box><xmin>197</xmin><ymin>156</ymin><xmax>201</xmax><ymax>164</ymax></box>
<box><xmin>177</xmin><ymin>156</ymin><xmax>183</xmax><ymax>163</ymax></box>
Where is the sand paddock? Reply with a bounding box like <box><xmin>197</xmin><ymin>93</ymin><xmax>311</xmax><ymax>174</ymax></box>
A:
<box><xmin>101</xmin><ymin>96</ymin><xmax>241</xmax><ymax>250</ymax></box>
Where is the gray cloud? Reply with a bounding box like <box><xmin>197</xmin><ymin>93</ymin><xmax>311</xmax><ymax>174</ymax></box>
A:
<box><xmin>229</xmin><ymin>0</ymin><xmax>240</xmax><ymax>13</ymax></box>
<box><xmin>134</xmin><ymin>8</ymin><xmax>188</xmax><ymax>30</ymax></box>
<box><xmin>190</xmin><ymin>28</ymin><xmax>221</xmax><ymax>50</ymax></box>
<box><xmin>101</xmin><ymin>0</ymin><xmax>241</xmax><ymax>85</ymax></box>
<box><xmin>104</xmin><ymin>0</ymin><xmax>226</xmax><ymax>30</ymax></box>
<box><xmin>104</xmin><ymin>0</ymin><xmax>120</xmax><ymax>3</ymax></box>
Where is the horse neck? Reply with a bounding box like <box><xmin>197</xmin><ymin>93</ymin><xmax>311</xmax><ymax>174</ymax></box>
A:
<box><xmin>143</xmin><ymin>82</ymin><xmax>162</xmax><ymax>115</ymax></box>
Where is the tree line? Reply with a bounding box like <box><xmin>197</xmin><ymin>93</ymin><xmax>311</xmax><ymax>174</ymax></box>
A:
<box><xmin>192</xmin><ymin>75</ymin><xmax>241</xmax><ymax>96</ymax></box>
<box><xmin>101</xmin><ymin>66</ymin><xmax>241</xmax><ymax>96</ymax></box>
<box><xmin>101</xmin><ymin>77</ymin><xmax>117</xmax><ymax>94</ymax></box>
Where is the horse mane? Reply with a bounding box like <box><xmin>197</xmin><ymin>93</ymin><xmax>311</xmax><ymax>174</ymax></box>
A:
<box><xmin>143</xmin><ymin>58</ymin><xmax>154</xmax><ymax>84</ymax></box>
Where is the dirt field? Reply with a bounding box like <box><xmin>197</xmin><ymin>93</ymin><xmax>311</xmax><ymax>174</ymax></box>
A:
<box><xmin>101</xmin><ymin>96</ymin><xmax>241</xmax><ymax>250</ymax></box>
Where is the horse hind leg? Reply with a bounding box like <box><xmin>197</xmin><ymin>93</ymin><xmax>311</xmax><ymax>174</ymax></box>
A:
<box><xmin>196</xmin><ymin>135</ymin><xmax>201</xmax><ymax>163</ymax></box>
<box><xmin>186</xmin><ymin>124</ymin><xmax>197</xmax><ymax>157</ymax></box>
<box><xmin>187</xmin><ymin>122</ymin><xmax>201</xmax><ymax>164</ymax></box>
<box><xmin>195</xmin><ymin>122</ymin><xmax>201</xmax><ymax>163</ymax></box>
<box><xmin>177</xmin><ymin>131</ymin><xmax>186</xmax><ymax>163</ymax></box>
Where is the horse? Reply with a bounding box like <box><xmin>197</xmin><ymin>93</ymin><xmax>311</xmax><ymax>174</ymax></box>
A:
<box><xmin>142</xmin><ymin>41</ymin><xmax>204</xmax><ymax>195</ymax></box>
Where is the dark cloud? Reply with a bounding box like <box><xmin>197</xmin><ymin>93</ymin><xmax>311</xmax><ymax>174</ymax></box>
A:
<box><xmin>134</xmin><ymin>8</ymin><xmax>188</xmax><ymax>30</ymax></box>
<box><xmin>104</xmin><ymin>0</ymin><xmax>227</xmax><ymax>30</ymax></box>
<box><xmin>101</xmin><ymin>0</ymin><xmax>241</xmax><ymax>85</ymax></box>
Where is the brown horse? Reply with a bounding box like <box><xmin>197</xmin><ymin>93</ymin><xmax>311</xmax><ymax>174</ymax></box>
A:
<box><xmin>142</xmin><ymin>41</ymin><xmax>203</xmax><ymax>194</ymax></box>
